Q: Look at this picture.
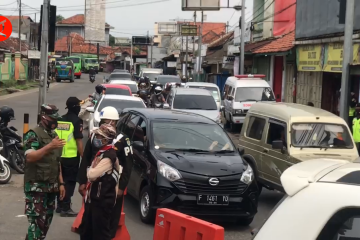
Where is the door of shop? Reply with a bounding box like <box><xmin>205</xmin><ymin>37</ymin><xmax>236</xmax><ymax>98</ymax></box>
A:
<box><xmin>273</xmin><ymin>56</ymin><xmax>283</xmax><ymax>102</ymax></box>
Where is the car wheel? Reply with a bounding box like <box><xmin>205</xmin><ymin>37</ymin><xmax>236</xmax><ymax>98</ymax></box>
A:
<box><xmin>237</xmin><ymin>217</ymin><xmax>254</xmax><ymax>226</ymax></box>
<box><xmin>230</xmin><ymin>122</ymin><xmax>237</xmax><ymax>132</ymax></box>
<box><xmin>56</xmin><ymin>78</ymin><xmax>61</xmax><ymax>82</ymax></box>
<box><xmin>139</xmin><ymin>185</ymin><xmax>156</xmax><ymax>224</ymax></box>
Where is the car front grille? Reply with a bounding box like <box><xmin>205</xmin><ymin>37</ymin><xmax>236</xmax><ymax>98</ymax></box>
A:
<box><xmin>173</xmin><ymin>176</ymin><xmax>248</xmax><ymax>196</ymax></box>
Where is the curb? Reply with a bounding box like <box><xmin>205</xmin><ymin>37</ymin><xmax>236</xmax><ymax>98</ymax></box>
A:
<box><xmin>0</xmin><ymin>83</ymin><xmax>60</xmax><ymax>101</ymax></box>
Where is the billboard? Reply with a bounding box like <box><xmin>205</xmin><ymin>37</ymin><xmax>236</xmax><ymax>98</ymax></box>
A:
<box><xmin>85</xmin><ymin>0</ymin><xmax>106</xmax><ymax>42</ymax></box>
<box><xmin>182</xmin><ymin>0</ymin><xmax>220</xmax><ymax>11</ymax></box>
<box><xmin>157</xmin><ymin>22</ymin><xmax>178</xmax><ymax>35</ymax></box>
<box><xmin>132</xmin><ymin>36</ymin><xmax>151</xmax><ymax>45</ymax></box>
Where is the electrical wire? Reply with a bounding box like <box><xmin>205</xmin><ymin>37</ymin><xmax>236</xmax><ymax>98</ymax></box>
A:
<box><xmin>0</xmin><ymin>0</ymin><xmax>17</xmax><ymax>6</ymax></box>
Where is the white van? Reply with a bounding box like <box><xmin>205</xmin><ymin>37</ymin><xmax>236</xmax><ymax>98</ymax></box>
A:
<box><xmin>139</xmin><ymin>68</ymin><xmax>163</xmax><ymax>84</ymax></box>
<box><xmin>222</xmin><ymin>74</ymin><xmax>275</xmax><ymax>130</ymax></box>
<box><xmin>184</xmin><ymin>82</ymin><xmax>221</xmax><ymax>109</ymax></box>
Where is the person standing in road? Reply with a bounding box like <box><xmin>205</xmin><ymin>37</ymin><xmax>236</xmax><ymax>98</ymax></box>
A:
<box><xmin>55</xmin><ymin>97</ymin><xmax>84</xmax><ymax>217</ymax></box>
<box><xmin>77</xmin><ymin>106</ymin><xmax>134</xmax><ymax>238</ymax></box>
<box><xmin>23</xmin><ymin>104</ymin><xmax>66</xmax><ymax>240</ymax></box>
<box><xmin>80</xmin><ymin>124</ymin><xmax>121</xmax><ymax>240</ymax></box>
<box><xmin>349</xmin><ymin>91</ymin><xmax>358</xmax><ymax>132</ymax></box>
<box><xmin>353</xmin><ymin>111</ymin><xmax>360</xmax><ymax>155</ymax></box>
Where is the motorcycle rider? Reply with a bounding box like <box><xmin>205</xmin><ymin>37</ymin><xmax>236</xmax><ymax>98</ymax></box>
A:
<box><xmin>138</xmin><ymin>76</ymin><xmax>150</xmax><ymax>90</ymax></box>
<box><xmin>77</xmin><ymin>106</ymin><xmax>134</xmax><ymax>238</ymax></box>
<box><xmin>139</xmin><ymin>89</ymin><xmax>150</xmax><ymax>107</ymax></box>
<box><xmin>89</xmin><ymin>67</ymin><xmax>96</xmax><ymax>81</ymax></box>
<box><xmin>0</xmin><ymin>106</ymin><xmax>15</xmax><ymax>127</ymax></box>
<box><xmin>91</xmin><ymin>84</ymin><xmax>104</xmax><ymax>103</ymax></box>
<box><xmin>150</xmin><ymin>86</ymin><xmax>166</xmax><ymax>108</ymax></box>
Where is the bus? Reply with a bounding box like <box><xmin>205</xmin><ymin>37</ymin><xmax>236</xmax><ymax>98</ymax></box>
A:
<box><xmin>55</xmin><ymin>59</ymin><xmax>74</xmax><ymax>83</ymax></box>
<box><xmin>66</xmin><ymin>56</ymin><xmax>82</xmax><ymax>79</ymax></box>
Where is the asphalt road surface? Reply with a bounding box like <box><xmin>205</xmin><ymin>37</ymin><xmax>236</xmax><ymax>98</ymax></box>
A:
<box><xmin>0</xmin><ymin>75</ymin><xmax>284</xmax><ymax>240</ymax></box>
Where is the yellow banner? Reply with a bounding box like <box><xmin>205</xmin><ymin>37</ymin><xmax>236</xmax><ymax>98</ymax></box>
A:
<box><xmin>323</xmin><ymin>43</ymin><xmax>360</xmax><ymax>72</ymax></box>
<box><xmin>353</xmin><ymin>43</ymin><xmax>360</xmax><ymax>65</ymax></box>
<box><xmin>297</xmin><ymin>45</ymin><xmax>323</xmax><ymax>71</ymax></box>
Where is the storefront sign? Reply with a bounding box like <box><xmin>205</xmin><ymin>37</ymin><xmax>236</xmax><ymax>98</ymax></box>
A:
<box><xmin>167</xmin><ymin>61</ymin><xmax>176</xmax><ymax>67</ymax></box>
<box><xmin>297</xmin><ymin>44</ymin><xmax>323</xmax><ymax>71</ymax></box>
<box><xmin>323</xmin><ymin>43</ymin><xmax>360</xmax><ymax>72</ymax></box>
<box><xmin>222</xmin><ymin>56</ymin><xmax>234</xmax><ymax>69</ymax></box>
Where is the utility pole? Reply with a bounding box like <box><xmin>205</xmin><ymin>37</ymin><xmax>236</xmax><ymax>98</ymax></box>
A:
<box><xmin>240</xmin><ymin>0</ymin><xmax>245</xmax><ymax>74</ymax></box>
<box><xmin>226</xmin><ymin>21</ymin><xmax>229</xmax><ymax>33</ymax></box>
<box><xmin>130</xmin><ymin>38</ymin><xmax>133</xmax><ymax>72</ymax></box>
<box><xmin>34</xmin><ymin>13</ymin><xmax>36</xmax><ymax>49</ymax></box>
<box><xmin>146</xmin><ymin>31</ymin><xmax>149</xmax><ymax>66</ymax></box>
<box><xmin>197</xmin><ymin>11</ymin><xmax>203</xmax><ymax>80</ymax></box>
<box><xmin>339</xmin><ymin>0</ymin><xmax>355</xmax><ymax>121</ymax></box>
<box><xmin>96</xmin><ymin>43</ymin><xmax>99</xmax><ymax>63</ymax></box>
<box><xmin>38</xmin><ymin>0</ymin><xmax>49</xmax><ymax>117</ymax></box>
<box><xmin>193</xmin><ymin>11</ymin><xmax>196</xmax><ymax>57</ymax></box>
<box><xmin>18</xmin><ymin>0</ymin><xmax>21</xmax><ymax>52</ymax></box>
<box><xmin>150</xmin><ymin>37</ymin><xmax>154</xmax><ymax>67</ymax></box>
<box><xmin>185</xmin><ymin>35</ymin><xmax>188</xmax><ymax>80</ymax></box>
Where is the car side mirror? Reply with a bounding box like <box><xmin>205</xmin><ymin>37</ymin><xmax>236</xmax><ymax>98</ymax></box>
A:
<box><xmin>228</xmin><ymin>96</ymin><xmax>234</xmax><ymax>101</ymax></box>
<box><xmin>86</xmin><ymin>106</ymin><xmax>94</xmax><ymax>113</ymax></box>
<box><xmin>163</xmin><ymin>103</ymin><xmax>170</xmax><ymax>109</ymax></box>
<box><xmin>133</xmin><ymin>141</ymin><xmax>145</xmax><ymax>150</ymax></box>
<box><xmin>272</xmin><ymin>140</ymin><xmax>283</xmax><ymax>150</ymax></box>
<box><xmin>238</xmin><ymin>147</ymin><xmax>245</xmax><ymax>156</ymax></box>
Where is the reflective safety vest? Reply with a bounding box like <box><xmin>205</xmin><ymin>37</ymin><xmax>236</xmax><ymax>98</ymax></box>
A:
<box><xmin>55</xmin><ymin>121</ymin><xmax>77</xmax><ymax>158</ymax></box>
<box><xmin>353</xmin><ymin>118</ymin><xmax>360</xmax><ymax>143</ymax></box>
<box><xmin>350</xmin><ymin>107</ymin><xmax>356</xmax><ymax>117</ymax></box>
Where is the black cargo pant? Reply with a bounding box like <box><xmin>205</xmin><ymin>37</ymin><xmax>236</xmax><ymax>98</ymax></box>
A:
<box><xmin>110</xmin><ymin>195</ymin><xmax>124</xmax><ymax>238</ymax></box>
<box><xmin>57</xmin><ymin>158</ymin><xmax>79</xmax><ymax>210</ymax></box>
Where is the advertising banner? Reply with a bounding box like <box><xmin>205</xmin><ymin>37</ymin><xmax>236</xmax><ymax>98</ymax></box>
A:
<box><xmin>297</xmin><ymin>44</ymin><xmax>323</xmax><ymax>71</ymax></box>
<box><xmin>323</xmin><ymin>43</ymin><xmax>360</xmax><ymax>72</ymax></box>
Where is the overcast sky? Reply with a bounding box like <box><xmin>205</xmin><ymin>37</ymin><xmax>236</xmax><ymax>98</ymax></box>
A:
<box><xmin>1</xmin><ymin>0</ymin><xmax>253</xmax><ymax>37</ymax></box>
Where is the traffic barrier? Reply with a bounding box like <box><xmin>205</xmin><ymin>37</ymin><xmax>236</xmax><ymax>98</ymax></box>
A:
<box><xmin>71</xmin><ymin>189</ymin><xmax>130</xmax><ymax>240</ymax></box>
<box><xmin>153</xmin><ymin>209</ymin><xmax>224</xmax><ymax>240</ymax></box>
<box><xmin>23</xmin><ymin>113</ymin><xmax>29</xmax><ymax>138</ymax></box>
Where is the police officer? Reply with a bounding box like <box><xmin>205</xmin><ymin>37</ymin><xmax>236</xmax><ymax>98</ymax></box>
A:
<box><xmin>349</xmin><ymin>91</ymin><xmax>358</xmax><ymax>132</ymax></box>
<box><xmin>77</xmin><ymin>106</ymin><xmax>134</xmax><ymax>238</ymax></box>
<box><xmin>353</xmin><ymin>111</ymin><xmax>360</xmax><ymax>154</ymax></box>
<box><xmin>55</xmin><ymin>97</ymin><xmax>84</xmax><ymax>217</ymax></box>
<box><xmin>23</xmin><ymin>104</ymin><xmax>66</xmax><ymax>240</ymax></box>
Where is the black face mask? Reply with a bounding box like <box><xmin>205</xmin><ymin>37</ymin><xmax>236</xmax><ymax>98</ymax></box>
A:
<box><xmin>41</xmin><ymin>117</ymin><xmax>58</xmax><ymax>131</ymax></box>
<box><xmin>69</xmin><ymin>106</ymin><xmax>81</xmax><ymax>116</ymax></box>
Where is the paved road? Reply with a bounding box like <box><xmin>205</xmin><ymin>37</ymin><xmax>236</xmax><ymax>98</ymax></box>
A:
<box><xmin>0</xmin><ymin>77</ymin><xmax>284</xmax><ymax>240</ymax></box>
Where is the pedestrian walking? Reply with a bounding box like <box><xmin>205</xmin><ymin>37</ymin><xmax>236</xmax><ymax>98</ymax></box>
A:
<box><xmin>79</xmin><ymin>124</ymin><xmax>122</xmax><ymax>240</ymax></box>
<box><xmin>77</xmin><ymin>106</ymin><xmax>134</xmax><ymax>238</ymax></box>
<box><xmin>353</xmin><ymin>111</ymin><xmax>360</xmax><ymax>155</ymax></box>
<box><xmin>55</xmin><ymin>97</ymin><xmax>84</xmax><ymax>217</ymax></box>
<box><xmin>23</xmin><ymin>104</ymin><xmax>66</xmax><ymax>240</ymax></box>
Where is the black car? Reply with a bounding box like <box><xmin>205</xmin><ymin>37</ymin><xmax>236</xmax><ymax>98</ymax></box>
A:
<box><xmin>117</xmin><ymin>109</ymin><xmax>259</xmax><ymax>225</ymax></box>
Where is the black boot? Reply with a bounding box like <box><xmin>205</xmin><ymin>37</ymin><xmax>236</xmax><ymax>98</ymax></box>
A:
<box><xmin>56</xmin><ymin>202</ymin><xmax>63</xmax><ymax>213</ymax></box>
<box><xmin>60</xmin><ymin>202</ymin><xmax>78</xmax><ymax>217</ymax></box>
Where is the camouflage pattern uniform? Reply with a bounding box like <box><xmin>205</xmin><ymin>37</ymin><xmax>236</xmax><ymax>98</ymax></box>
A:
<box><xmin>24</xmin><ymin>128</ymin><xmax>59</xmax><ymax>240</ymax></box>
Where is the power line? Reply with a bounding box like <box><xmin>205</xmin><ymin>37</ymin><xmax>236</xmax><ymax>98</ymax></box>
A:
<box><xmin>0</xmin><ymin>0</ymin><xmax>16</xmax><ymax>6</ymax></box>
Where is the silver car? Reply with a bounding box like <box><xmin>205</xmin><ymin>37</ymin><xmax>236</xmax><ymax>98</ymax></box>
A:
<box><xmin>165</xmin><ymin>88</ymin><xmax>221</xmax><ymax>123</ymax></box>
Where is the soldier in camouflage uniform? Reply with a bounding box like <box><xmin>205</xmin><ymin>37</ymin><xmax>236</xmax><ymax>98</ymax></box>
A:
<box><xmin>23</xmin><ymin>104</ymin><xmax>66</xmax><ymax>240</ymax></box>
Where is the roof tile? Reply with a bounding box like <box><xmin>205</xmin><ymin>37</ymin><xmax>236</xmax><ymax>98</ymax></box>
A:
<box><xmin>252</xmin><ymin>31</ymin><xmax>295</xmax><ymax>54</ymax></box>
<box><xmin>0</xmin><ymin>37</ymin><xmax>28</xmax><ymax>52</ymax></box>
<box><xmin>207</xmin><ymin>31</ymin><xmax>234</xmax><ymax>48</ymax></box>
<box><xmin>57</xmin><ymin>14</ymin><xmax>110</xmax><ymax>27</ymax></box>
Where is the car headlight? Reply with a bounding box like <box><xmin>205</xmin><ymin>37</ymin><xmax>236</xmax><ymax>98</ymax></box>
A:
<box><xmin>157</xmin><ymin>160</ymin><xmax>182</xmax><ymax>181</ymax></box>
<box><xmin>234</xmin><ymin>109</ymin><xmax>243</xmax><ymax>115</ymax></box>
<box><xmin>240</xmin><ymin>164</ymin><xmax>254</xmax><ymax>184</ymax></box>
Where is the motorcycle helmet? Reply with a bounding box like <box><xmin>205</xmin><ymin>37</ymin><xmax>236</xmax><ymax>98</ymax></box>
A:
<box><xmin>144</xmin><ymin>76</ymin><xmax>150</xmax><ymax>82</ymax></box>
<box><xmin>139</xmin><ymin>90</ymin><xmax>148</xmax><ymax>99</ymax></box>
<box><xmin>140</xmin><ymin>82</ymin><xmax>146</xmax><ymax>88</ymax></box>
<box><xmin>0</xmin><ymin>106</ymin><xmax>15</xmax><ymax>122</ymax></box>
<box><xmin>95</xmin><ymin>84</ymin><xmax>104</xmax><ymax>94</ymax></box>
<box><xmin>154</xmin><ymin>86</ymin><xmax>163</xmax><ymax>96</ymax></box>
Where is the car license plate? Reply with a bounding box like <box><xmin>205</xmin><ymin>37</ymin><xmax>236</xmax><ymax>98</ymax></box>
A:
<box><xmin>197</xmin><ymin>194</ymin><xmax>229</xmax><ymax>205</ymax></box>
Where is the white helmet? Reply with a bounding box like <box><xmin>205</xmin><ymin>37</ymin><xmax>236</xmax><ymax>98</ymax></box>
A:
<box><xmin>99</xmin><ymin>106</ymin><xmax>119</xmax><ymax>120</ymax></box>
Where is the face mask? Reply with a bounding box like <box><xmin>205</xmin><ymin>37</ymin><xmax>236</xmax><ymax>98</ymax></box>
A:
<box><xmin>93</xmin><ymin>138</ymin><xmax>104</xmax><ymax>148</ymax></box>
<box><xmin>70</xmin><ymin>106</ymin><xmax>81</xmax><ymax>116</ymax></box>
<box><xmin>41</xmin><ymin>116</ymin><xmax>58</xmax><ymax>130</ymax></box>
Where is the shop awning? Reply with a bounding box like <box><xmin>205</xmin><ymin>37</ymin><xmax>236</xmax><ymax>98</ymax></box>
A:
<box><xmin>252</xmin><ymin>31</ymin><xmax>295</xmax><ymax>55</ymax></box>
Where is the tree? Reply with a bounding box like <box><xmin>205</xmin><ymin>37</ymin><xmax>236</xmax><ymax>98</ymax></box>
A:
<box><xmin>56</xmin><ymin>15</ymin><xmax>65</xmax><ymax>22</ymax></box>
<box><xmin>109</xmin><ymin>34</ymin><xmax>115</xmax><ymax>46</ymax></box>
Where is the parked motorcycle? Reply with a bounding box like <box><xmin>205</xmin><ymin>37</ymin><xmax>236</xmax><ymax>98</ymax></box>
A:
<box><xmin>90</xmin><ymin>75</ymin><xmax>96</xmax><ymax>83</ymax></box>
<box><xmin>0</xmin><ymin>152</ymin><xmax>11</xmax><ymax>184</ymax></box>
<box><xmin>0</xmin><ymin>124</ymin><xmax>25</xmax><ymax>174</ymax></box>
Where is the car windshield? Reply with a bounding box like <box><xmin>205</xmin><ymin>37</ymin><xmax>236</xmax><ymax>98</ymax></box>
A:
<box><xmin>105</xmin><ymin>88</ymin><xmax>131</xmax><ymax>96</ymax></box>
<box><xmin>143</xmin><ymin>72</ymin><xmax>161</xmax><ymax>81</ymax></box>
<box><xmin>188</xmin><ymin>86</ymin><xmax>220</xmax><ymax>102</ymax></box>
<box><xmin>109</xmin><ymin>73</ymin><xmax>131</xmax><ymax>80</ymax></box>
<box><xmin>56</xmin><ymin>60</ymin><xmax>71</xmax><ymax>66</ymax></box>
<box><xmin>173</xmin><ymin>95</ymin><xmax>217</xmax><ymax>110</ymax></box>
<box><xmin>67</xmin><ymin>57</ymin><xmax>80</xmax><ymax>63</ymax></box>
<box><xmin>121</xmin><ymin>84</ymin><xmax>137</xmax><ymax>93</ymax></box>
<box><xmin>157</xmin><ymin>76</ymin><xmax>181</xmax><ymax>85</ymax></box>
<box><xmin>85</xmin><ymin>59</ymin><xmax>98</xmax><ymax>64</ymax></box>
<box><xmin>98</xmin><ymin>99</ymin><xmax>144</xmax><ymax>112</ymax></box>
<box><xmin>152</xmin><ymin>122</ymin><xmax>234</xmax><ymax>151</ymax></box>
<box><xmin>291</xmin><ymin>123</ymin><xmax>353</xmax><ymax>149</ymax></box>
<box><xmin>235</xmin><ymin>87</ymin><xmax>275</xmax><ymax>102</ymax></box>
